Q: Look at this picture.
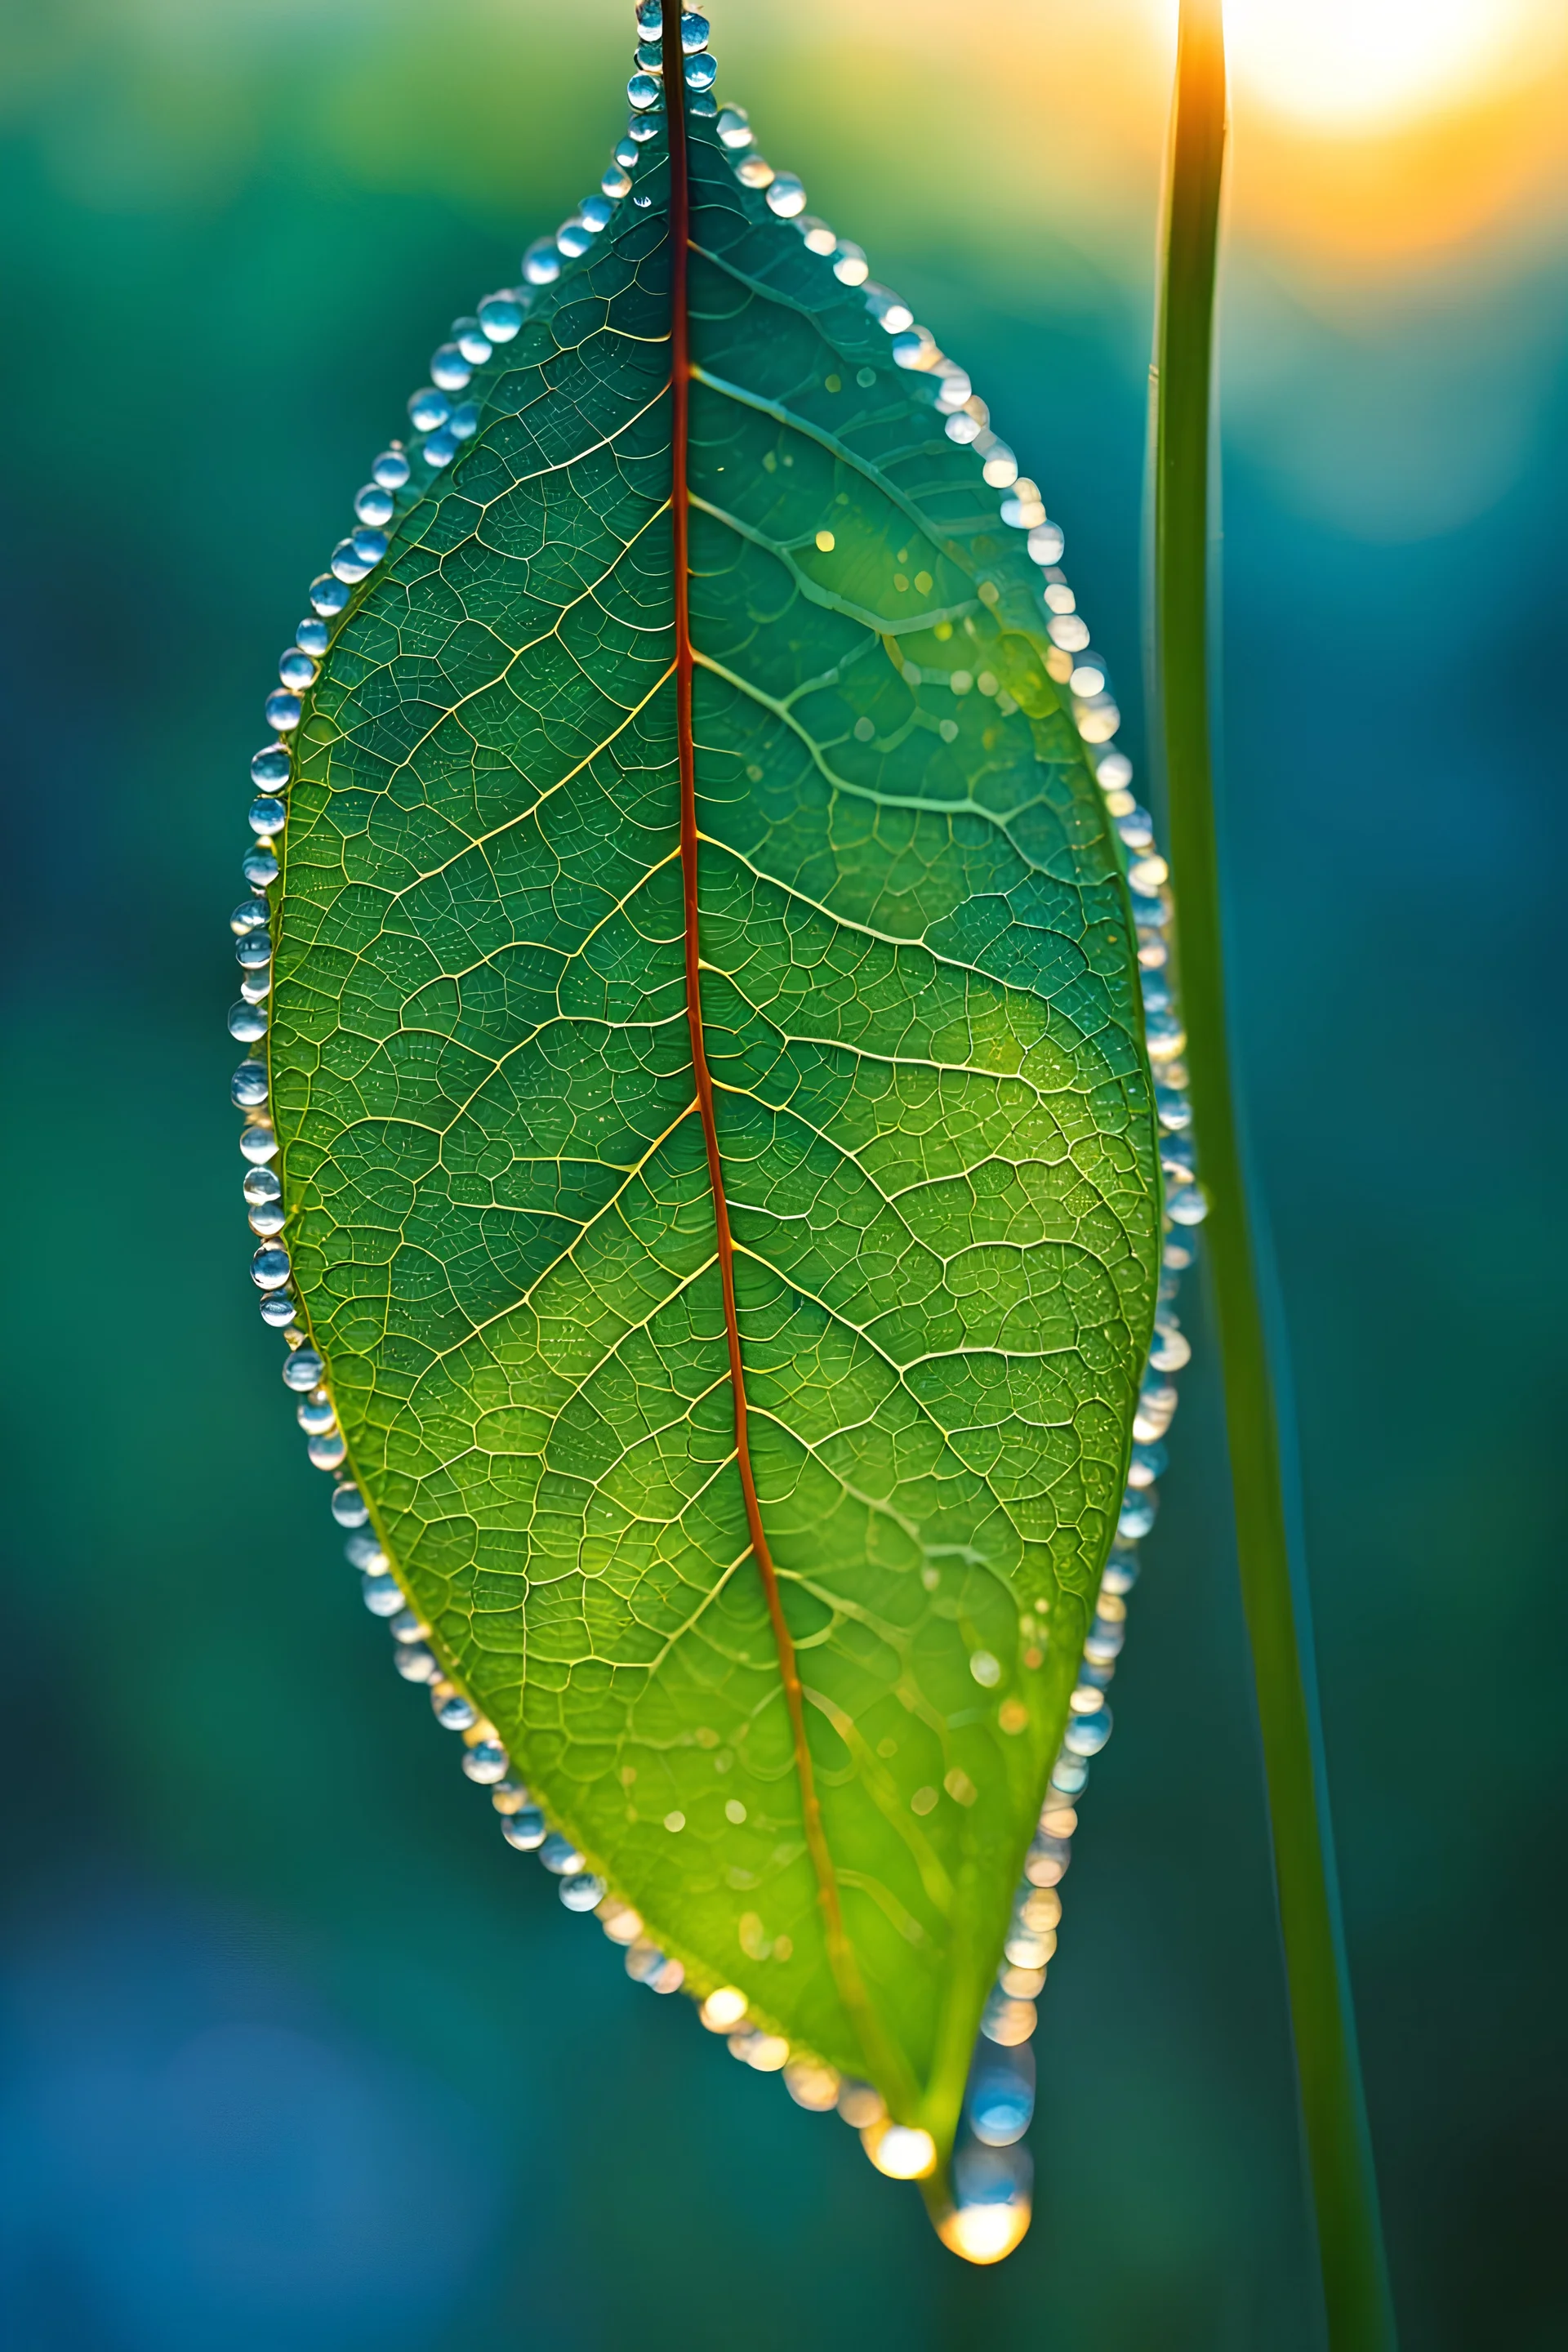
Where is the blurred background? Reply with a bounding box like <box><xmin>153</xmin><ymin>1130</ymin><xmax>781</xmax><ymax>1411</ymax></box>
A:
<box><xmin>1</xmin><ymin>2</ymin><xmax>1563</xmax><ymax>2345</ymax></box>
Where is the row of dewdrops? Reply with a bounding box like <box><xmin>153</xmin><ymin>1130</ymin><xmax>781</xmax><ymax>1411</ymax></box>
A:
<box><xmin>225</xmin><ymin>0</ymin><xmax>1205</xmax><ymax>2249</ymax></box>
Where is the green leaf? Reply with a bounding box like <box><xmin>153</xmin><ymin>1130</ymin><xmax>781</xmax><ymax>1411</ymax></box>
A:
<box><xmin>265</xmin><ymin>61</ymin><xmax>1160</xmax><ymax>2189</ymax></box>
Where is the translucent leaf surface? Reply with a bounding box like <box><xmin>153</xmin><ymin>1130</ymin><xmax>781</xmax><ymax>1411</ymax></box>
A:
<box><xmin>268</xmin><ymin>70</ymin><xmax>1160</xmax><ymax>2174</ymax></box>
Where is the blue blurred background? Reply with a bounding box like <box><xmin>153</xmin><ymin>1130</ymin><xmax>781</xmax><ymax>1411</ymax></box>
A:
<box><xmin>2</xmin><ymin>2</ymin><xmax>1563</xmax><ymax>2345</ymax></box>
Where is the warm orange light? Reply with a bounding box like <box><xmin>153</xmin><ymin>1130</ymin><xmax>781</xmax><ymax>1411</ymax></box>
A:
<box><xmin>1222</xmin><ymin>0</ymin><xmax>1552</xmax><ymax>131</ymax></box>
<box><xmin>937</xmin><ymin>2198</ymin><xmax>1034</xmax><ymax>2264</ymax></box>
<box><xmin>860</xmin><ymin>2120</ymin><xmax>938</xmax><ymax>2180</ymax></box>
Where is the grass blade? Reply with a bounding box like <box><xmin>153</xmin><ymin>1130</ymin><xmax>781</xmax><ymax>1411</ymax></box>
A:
<box><xmin>1152</xmin><ymin>7</ymin><xmax>1398</xmax><ymax>2343</ymax></box>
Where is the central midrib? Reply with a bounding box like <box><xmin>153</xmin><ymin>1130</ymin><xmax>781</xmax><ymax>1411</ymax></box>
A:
<box><xmin>665</xmin><ymin>87</ymin><xmax>895</xmax><ymax>2089</ymax></box>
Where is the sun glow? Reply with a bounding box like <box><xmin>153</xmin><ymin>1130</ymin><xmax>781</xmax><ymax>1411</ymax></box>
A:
<box><xmin>1222</xmin><ymin>0</ymin><xmax>1549</xmax><ymax>131</ymax></box>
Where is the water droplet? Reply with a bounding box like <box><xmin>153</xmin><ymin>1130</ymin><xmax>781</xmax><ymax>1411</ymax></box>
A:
<box><xmin>612</xmin><ymin>135</ymin><xmax>641</xmax><ymax>168</ymax></box>
<box><xmin>1023</xmin><ymin>1832</ymin><xmax>1071</xmax><ymax>1890</ymax></box>
<box><xmin>853</xmin><ymin>715</ymin><xmax>875</xmax><ymax>742</ymax></box>
<box><xmin>1116</xmin><ymin>1484</ymin><xmax>1156</xmax><ymax>1539</ymax></box>
<box><xmin>680</xmin><ymin>9</ymin><xmax>710</xmax><ymax>50</ymax></box>
<box><xmin>1028</xmin><ymin>520</ymin><xmax>1067</xmax><ymax>564</ymax></box>
<box><xmin>1143</xmin><ymin>1010</ymin><xmax>1186</xmax><ymax>1064</ymax></box>
<box><xmin>407</xmin><ymin>386</ymin><xmax>451</xmax><ymax>433</ymax></box>
<box><xmin>635</xmin><ymin>40</ymin><xmax>663</xmax><ymax>70</ymax></box>
<box><xmin>372</xmin><ymin>448</ymin><xmax>412</xmax><ymax>490</ymax></box>
<box><xmin>831</xmin><ymin>243</ymin><xmax>870</xmax><ymax>286</ymax></box>
<box><xmin>559</xmin><ymin>1872</ymin><xmax>607</xmax><ymax>1913</ymax></box>
<box><xmin>835</xmin><ymin>2080</ymin><xmax>885</xmax><ymax>2128</ymax></box>
<box><xmin>452</xmin><ymin>316</ymin><xmax>492</xmax><ymax>366</ymax></box>
<box><xmin>329</xmin><ymin>539</ymin><xmax>371</xmax><ymax>585</ymax></box>
<box><xmin>332</xmin><ymin>1484</ymin><xmax>369</xmax><ymax>1528</ymax></box>
<box><xmin>1063</xmin><ymin>1701</ymin><xmax>1112</xmax><ymax>1756</ymax></box>
<box><xmin>250</xmin><ymin>1243</ymin><xmax>291</xmax><ymax>1290</ymax></box>
<box><xmin>251</xmin><ymin>746</ymin><xmax>291</xmax><ymax>795</ymax></box>
<box><xmin>1101</xmin><ymin>1544</ymin><xmax>1142</xmax><ymax>1597</ymax></box>
<box><xmin>296</xmin><ymin>1390</ymin><xmax>336</xmax><ymax>1436</ymax></box>
<box><xmin>700</xmin><ymin>1986</ymin><xmax>748</xmax><ymax>2031</ymax></box>
<box><xmin>978</xmin><ymin>1992</ymin><xmax>1037</xmax><ymax>2047</ymax></box>
<box><xmin>735</xmin><ymin>155</ymin><xmax>775</xmax><ymax>189</ymax></box>
<box><xmin>982</xmin><ymin>448</ymin><xmax>1018</xmax><ymax>488</ymax></box>
<box><xmin>1158</xmin><ymin>1131</ymin><xmax>1194</xmax><ymax>1184</ymax></box>
<box><xmin>626</xmin><ymin>110</ymin><xmax>664</xmax><ymax>144</ymax></box>
<box><xmin>421</xmin><ymin>428</ymin><xmax>457</xmax><ymax>469</ymax></box>
<box><xmin>247</xmin><ymin>1198</ymin><xmax>285</xmax><ymax>1239</ymax></box>
<box><xmin>684</xmin><ymin>53</ymin><xmax>717</xmax><ymax>88</ymax></box>
<box><xmin>354</xmin><ymin>483</ymin><xmax>394</xmax><ymax>528</ymax></box>
<box><xmin>345</xmin><ymin>1530</ymin><xmax>385</xmax><ymax>1570</ymax></box>
<box><xmin>432</xmin><ymin>1687</ymin><xmax>477</xmax><ymax>1732</ymax></box>
<box><xmin>866</xmin><ymin>287</ymin><xmax>914</xmax><ymax>332</ymax></box>
<box><xmin>1168</xmin><ymin>1185</ymin><xmax>1209</xmax><ymax>1227</ymax></box>
<box><xmin>429</xmin><ymin>342</ymin><xmax>471</xmax><ymax>392</ymax></box>
<box><xmin>477</xmin><ymin>291</ymin><xmax>525</xmax><ymax>341</ymax></box>
<box><xmin>555</xmin><ymin>217</ymin><xmax>593</xmax><ymax>258</ymax></box>
<box><xmin>967</xmin><ymin>2042</ymin><xmax>1035</xmax><ymax>2147</ymax></box>
<box><xmin>242</xmin><ymin>848</ymin><xmax>278</xmax><ymax>889</ymax></box>
<box><xmin>627</xmin><ymin>70</ymin><xmax>662</xmax><ymax>109</ymax></box>
<box><xmin>247</xmin><ymin>797</ymin><xmax>287</xmax><ymax>837</ymax></box>
<box><xmin>954</xmin><ymin>2138</ymin><xmax>1033</xmax><ymax>2221</ymax></box>
<box><xmin>625</xmin><ymin>1937</ymin><xmax>666</xmax><ymax>1983</ymax></box>
<box><xmin>1083</xmin><ymin>1612</ymin><xmax>1127</xmax><ymax>1666</ymax></box>
<box><xmin>733</xmin><ymin>2028</ymin><xmax>790</xmax><ymax>2072</ymax></box>
<box><xmin>231</xmin><ymin>897</ymin><xmax>270</xmax><ymax>934</ymax></box>
<box><xmin>282</xmin><ymin>1348</ymin><xmax>323</xmax><ymax>1390</ymax></box>
<box><xmin>969</xmin><ymin>1650</ymin><xmax>1001</xmax><ymax>1687</ymax></box>
<box><xmin>447</xmin><ymin>403</ymin><xmax>479</xmax><ymax>442</ymax></box>
<box><xmin>716</xmin><ymin>104</ymin><xmax>752</xmax><ymax>148</ymax></box>
<box><xmin>394</xmin><ymin>1643</ymin><xmax>437</xmax><ymax>1683</ymax></box>
<box><xmin>230</xmin><ymin>1060</ymin><xmax>268</xmax><ymax>1110</ymax></box>
<box><xmin>259</xmin><ymin>1290</ymin><xmax>298</xmax><ymax>1328</ymax></box>
<box><xmin>800</xmin><ymin>218</ymin><xmax>838</xmax><ymax>256</ymax></box>
<box><xmin>579</xmin><ymin>193</ymin><xmax>615</xmax><ymax>234</ymax></box>
<box><xmin>287</xmin><ymin>631</ymin><xmax>326</xmax><ymax>677</ymax></box>
<box><xmin>228</xmin><ymin>1001</ymin><xmax>266</xmax><ymax>1044</ymax></box>
<box><xmin>636</xmin><ymin>0</ymin><xmax>662</xmax><ymax>36</ymax></box>
<box><xmin>279</xmin><ymin>651</ymin><xmax>318</xmax><ymax>697</ymax></box>
<box><xmin>461</xmin><ymin>1740</ymin><xmax>510</xmax><ymax>1785</ymax></box>
<box><xmin>891</xmin><ymin>327</ymin><xmax>937</xmax><ymax>370</ymax></box>
<box><xmin>264</xmin><ymin>690</ymin><xmax>301</xmax><ymax>732</ymax></box>
<box><xmin>602</xmin><ymin>165</ymin><xmax>633</xmax><ymax>199</ymax></box>
<box><xmin>501</xmin><ymin>1806</ymin><xmax>546</xmax><ymax>1851</ymax></box>
<box><xmin>764</xmin><ymin>171</ymin><xmax>806</xmax><ymax>216</ymax></box>
<box><xmin>310</xmin><ymin>1429</ymin><xmax>348</xmax><ymax>1472</ymax></box>
<box><xmin>540</xmin><ymin>1831</ymin><xmax>586</xmax><ymax>1875</ymax></box>
<box><xmin>239</xmin><ymin>1121</ymin><xmax>278</xmax><ymax>1165</ymax></box>
<box><xmin>862</xmin><ymin>2122</ymin><xmax>937</xmax><ymax>2180</ymax></box>
<box><xmin>309</xmin><ymin>573</ymin><xmax>349</xmax><ymax>617</ymax></box>
<box><xmin>361</xmin><ymin>1570</ymin><xmax>403</xmax><ymax>1615</ymax></box>
<box><xmin>235</xmin><ymin>928</ymin><xmax>273</xmax><ymax>971</ymax></box>
<box><xmin>783</xmin><ymin>2058</ymin><xmax>842</xmax><ymax>2111</ymax></box>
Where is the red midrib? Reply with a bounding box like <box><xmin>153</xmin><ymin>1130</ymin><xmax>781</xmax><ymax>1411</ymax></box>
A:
<box><xmin>666</xmin><ymin>84</ymin><xmax>871</xmax><ymax>2051</ymax></box>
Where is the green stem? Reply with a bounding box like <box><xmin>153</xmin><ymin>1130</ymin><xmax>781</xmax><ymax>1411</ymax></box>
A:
<box><xmin>1152</xmin><ymin>8</ymin><xmax>1396</xmax><ymax>2346</ymax></box>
